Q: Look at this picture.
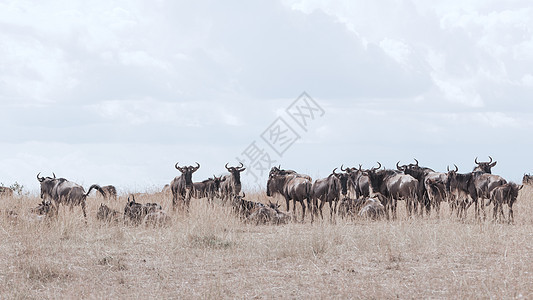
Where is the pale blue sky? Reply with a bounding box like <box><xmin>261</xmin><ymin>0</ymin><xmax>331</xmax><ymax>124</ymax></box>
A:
<box><xmin>1</xmin><ymin>0</ymin><xmax>532</xmax><ymax>192</ymax></box>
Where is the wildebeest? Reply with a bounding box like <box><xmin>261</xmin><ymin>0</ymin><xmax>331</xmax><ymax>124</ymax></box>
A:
<box><xmin>358</xmin><ymin>198</ymin><xmax>386</xmax><ymax>220</ymax></box>
<box><xmin>193</xmin><ymin>175</ymin><xmax>223</xmax><ymax>203</ymax></box>
<box><xmin>30</xmin><ymin>200</ymin><xmax>57</xmax><ymax>218</ymax></box>
<box><xmin>341</xmin><ymin>165</ymin><xmax>371</xmax><ymax>200</ymax></box>
<box><xmin>266</xmin><ymin>167</ymin><xmax>313</xmax><ymax>222</ymax></box>
<box><xmin>220</xmin><ymin>163</ymin><xmax>246</xmax><ymax>203</ymax></box>
<box><xmin>170</xmin><ymin>162</ymin><xmax>200</xmax><ymax>211</ymax></box>
<box><xmin>446</xmin><ymin>165</ymin><xmax>477</xmax><ymax>219</ymax></box>
<box><xmin>123</xmin><ymin>195</ymin><xmax>163</xmax><ymax>225</ymax></box>
<box><xmin>486</xmin><ymin>182</ymin><xmax>522</xmax><ymax>223</ymax></box>
<box><xmin>246</xmin><ymin>201</ymin><xmax>291</xmax><ymax>225</ymax></box>
<box><xmin>338</xmin><ymin>197</ymin><xmax>366</xmax><ymax>219</ymax></box>
<box><xmin>473</xmin><ymin>156</ymin><xmax>497</xmax><ymax>173</ymax></box>
<box><xmin>397</xmin><ymin>159</ymin><xmax>446</xmax><ymax>216</ymax></box>
<box><xmin>37</xmin><ymin>172</ymin><xmax>105</xmax><ymax>218</ymax></box>
<box><xmin>231</xmin><ymin>192</ymin><xmax>265</xmax><ymax>218</ymax></box>
<box><xmin>311</xmin><ymin>168</ymin><xmax>349</xmax><ymax>220</ymax></box>
<box><xmin>96</xmin><ymin>203</ymin><xmax>120</xmax><ymax>223</ymax></box>
<box><xmin>522</xmin><ymin>174</ymin><xmax>533</xmax><ymax>186</ymax></box>
<box><xmin>365</xmin><ymin>162</ymin><xmax>419</xmax><ymax>219</ymax></box>
<box><xmin>0</xmin><ymin>186</ymin><xmax>14</xmax><ymax>198</ymax></box>
<box><xmin>143</xmin><ymin>210</ymin><xmax>171</xmax><ymax>227</ymax></box>
<box><xmin>102</xmin><ymin>185</ymin><xmax>118</xmax><ymax>200</ymax></box>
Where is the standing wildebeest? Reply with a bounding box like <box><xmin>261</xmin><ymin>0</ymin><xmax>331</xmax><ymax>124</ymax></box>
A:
<box><xmin>266</xmin><ymin>167</ymin><xmax>313</xmax><ymax>222</ymax></box>
<box><xmin>471</xmin><ymin>157</ymin><xmax>506</xmax><ymax>219</ymax></box>
<box><xmin>0</xmin><ymin>186</ymin><xmax>14</xmax><ymax>198</ymax></box>
<box><xmin>170</xmin><ymin>162</ymin><xmax>200</xmax><ymax>211</ymax></box>
<box><xmin>220</xmin><ymin>163</ymin><xmax>246</xmax><ymax>203</ymax></box>
<box><xmin>365</xmin><ymin>162</ymin><xmax>419</xmax><ymax>219</ymax></box>
<box><xmin>37</xmin><ymin>172</ymin><xmax>105</xmax><ymax>218</ymax></box>
<box><xmin>193</xmin><ymin>175</ymin><xmax>223</xmax><ymax>203</ymax></box>
<box><xmin>486</xmin><ymin>182</ymin><xmax>522</xmax><ymax>223</ymax></box>
<box><xmin>341</xmin><ymin>165</ymin><xmax>371</xmax><ymax>200</ymax></box>
<box><xmin>312</xmin><ymin>168</ymin><xmax>349</xmax><ymax>220</ymax></box>
<box><xmin>397</xmin><ymin>159</ymin><xmax>447</xmax><ymax>216</ymax></box>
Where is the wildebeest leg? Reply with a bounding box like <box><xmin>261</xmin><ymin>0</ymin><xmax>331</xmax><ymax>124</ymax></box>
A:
<box><xmin>508</xmin><ymin>203</ymin><xmax>514</xmax><ymax>224</ymax></box>
<box><xmin>81</xmin><ymin>201</ymin><xmax>87</xmax><ymax>218</ymax></box>
<box><xmin>300</xmin><ymin>200</ymin><xmax>306</xmax><ymax>223</ymax></box>
<box><xmin>318</xmin><ymin>198</ymin><xmax>325</xmax><ymax>220</ymax></box>
<box><xmin>307</xmin><ymin>197</ymin><xmax>314</xmax><ymax>223</ymax></box>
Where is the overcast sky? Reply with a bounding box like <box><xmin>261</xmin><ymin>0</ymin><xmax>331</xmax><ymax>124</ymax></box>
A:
<box><xmin>1</xmin><ymin>0</ymin><xmax>532</xmax><ymax>193</ymax></box>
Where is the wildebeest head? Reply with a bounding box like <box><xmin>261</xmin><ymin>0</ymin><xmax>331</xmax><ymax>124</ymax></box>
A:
<box><xmin>522</xmin><ymin>174</ymin><xmax>532</xmax><ymax>185</ymax></box>
<box><xmin>31</xmin><ymin>200</ymin><xmax>54</xmax><ymax>216</ymax></box>
<box><xmin>473</xmin><ymin>156</ymin><xmax>497</xmax><ymax>173</ymax></box>
<box><xmin>225</xmin><ymin>162</ymin><xmax>246</xmax><ymax>184</ymax></box>
<box><xmin>36</xmin><ymin>172</ymin><xmax>57</xmax><ymax>200</ymax></box>
<box><xmin>175</xmin><ymin>162</ymin><xmax>200</xmax><ymax>189</ymax></box>
<box><xmin>212</xmin><ymin>175</ymin><xmax>224</xmax><ymax>190</ymax></box>
<box><xmin>332</xmin><ymin>167</ymin><xmax>349</xmax><ymax>196</ymax></box>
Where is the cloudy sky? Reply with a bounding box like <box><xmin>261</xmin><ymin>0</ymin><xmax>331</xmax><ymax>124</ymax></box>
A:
<box><xmin>1</xmin><ymin>0</ymin><xmax>532</xmax><ymax>193</ymax></box>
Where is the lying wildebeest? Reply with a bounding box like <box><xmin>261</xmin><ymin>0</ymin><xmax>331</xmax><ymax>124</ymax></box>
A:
<box><xmin>96</xmin><ymin>203</ymin><xmax>121</xmax><ymax>223</ymax></box>
<box><xmin>170</xmin><ymin>162</ymin><xmax>200</xmax><ymax>211</ymax></box>
<box><xmin>30</xmin><ymin>200</ymin><xmax>56</xmax><ymax>217</ymax></box>
<box><xmin>37</xmin><ymin>172</ymin><xmax>105</xmax><ymax>218</ymax></box>
<box><xmin>486</xmin><ymin>182</ymin><xmax>522</xmax><ymax>223</ymax></box>
<box><xmin>312</xmin><ymin>168</ymin><xmax>349</xmax><ymax>221</ymax></box>
<box><xmin>246</xmin><ymin>201</ymin><xmax>291</xmax><ymax>225</ymax></box>
<box><xmin>266</xmin><ymin>167</ymin><xmax>313</xmax><ymax>222</ymax></box>
<box><xmin>0</xmin><ymin>186</ymin><xmax>14</xmax><ymax>198</ymax></box>
<box><xmin>231</xmin><ymin>192</ymin><xmax>264</xmax><ymax>218</ymax></box>
<box><xmin>123</xmin><ymin>195</ymin><xmax>163</xmax><ymax>225</ymax></box>
<box><xmin>338</xmin><ymin>197</ymin><xmax>366</xmax><ymax>219</ymax></box>
<box><xmin>220</xmin><ymin>163</ymin><xmax>246</xmax><ymax>203</ymax></box>
<box><xmin>143</xmin><ymin>210</ymin><xmax>171</xmax><ymax>227</ymax></box>
<box><xmin>358</xmin><ymin>198</ymin><xmax>386</xmax><ymax>220</ymax></box>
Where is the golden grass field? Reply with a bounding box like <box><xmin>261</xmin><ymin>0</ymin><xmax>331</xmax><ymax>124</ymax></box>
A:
<box><xmin>1</xmin><ymin>186</ymin><xmax>533</xmax><ymax>299</ymax></box>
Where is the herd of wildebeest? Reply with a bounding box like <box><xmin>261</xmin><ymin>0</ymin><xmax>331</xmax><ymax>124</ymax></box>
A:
<box><xmin>1</xmin><ymin>157</ymin><xmax>531</xmax><ymax>226</ymax></box>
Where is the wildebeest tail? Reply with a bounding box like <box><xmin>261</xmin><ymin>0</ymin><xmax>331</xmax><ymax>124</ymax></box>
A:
<box><xmin>86</xmin><ymin>184</ymin><xmax>106</xmax><ymax>198</ymax></box>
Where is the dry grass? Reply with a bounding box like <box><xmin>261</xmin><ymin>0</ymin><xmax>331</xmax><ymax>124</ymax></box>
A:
<box><xmin>1</xmin><ymin>187</ymin><xmax>533</xmax><ymax>299</ymax></box>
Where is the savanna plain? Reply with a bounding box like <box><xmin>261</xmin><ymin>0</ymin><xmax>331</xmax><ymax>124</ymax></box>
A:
<box><xmin>1</xmin><ymin>186</ymin><xmax>533</xmax><ymax>299</ymax></box>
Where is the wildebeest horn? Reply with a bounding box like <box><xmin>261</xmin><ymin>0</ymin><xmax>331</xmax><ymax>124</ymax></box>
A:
<box><xmin>413</xmin><ymin>158</ymin><xmax>419</xmax><ymax>166</ymax></box>
<box><xmin>377</xmin><ymin>162</ymin><xmax>382</xmax><ymax>169</ymax></box>
<box><xmin>238</xmin><ymin>162</ymin><xmax>244</xmax><ymax>168</ymax></box>
<box><xmin>475</xmin><ymin>157</ymin><xmax>479</xmax><ymax>164</ymax></box>
<box><xmin>242</xmin><ymin>192</ymin><xmax>245</xmax><ymax>198</ymax></box>
<box><xmin>225</xmin><ymin>163</ymin><xmax>230</xmax><ymax>170</ymax></box>
<box><xmin>454</xmin><ymin>164</ymin><xmax>458</xmax><ymax>172</ymax></box>
<box><xmin>340</xmin><ymin>164</ymin><xmax>347</xmax><ymax>172</ymax></box>
<box><xmin>53</xmin><ymin>172</ymin><xmax>56</xmax><ymax>179</ymax></box>
<box><xmin>396</xmin><ymin>161</ymin><xmax>402</xmax><ymax>170</ymax></box>
<box><xmin>175</xmin><ymin>162</ymin><xmax>180</xmax><ymax>169</ymax></box>
<box><xmin>37</xmin><ymin>172</ymin><xmax>44</xmax><ymax>182</ymax></box>
<box><xmin>332</xmin><ymin>167</ymin><xmax>338</xmax><ymax>175</ymax></box>
<box><xmin>447</xmin><ymin>165</ymin><xmax>450</xmax><ymax>172</ymax></box>
<box><xmin>488</xmin><ymin>156</ymin><xmax>493</xmax><ymax>163</ymax></box>
<box><xmin>194</xmin><ymin>162</ymin><xmax>200</xmax><ymax>170</ymax></box>
<box><xmin>358</xmin><ymin>164</ymin><xmax>362</xmax><ymax>171</ymax></box>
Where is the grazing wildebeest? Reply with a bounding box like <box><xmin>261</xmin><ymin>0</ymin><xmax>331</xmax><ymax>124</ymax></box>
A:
<box><xmin>37</xmin><ymin>172</ymin><xmax>105</xmax><ymax>218</ymax></box>
<box><xmin>220</xmin><ymin>163</ymin><xmax>246</xmax><ymax>203</ymax></box>
<box><xmin>341</xmin><ymin>165</ymin><xmax>371</xmax><ymax>200</ymax></box>
<box><xmin>102</xmin><ymin>185</ymin><xmax>118</xmax><ymax>200</ymax></box>
<box><xmin>123</xmin><ymin>195</ymin><xmax>163</xmax><ymax>225</ymax></box>
<box><xmin>486</xmin><ymin>183</ymin><xmax>522</xmax><ymax>223</ymax></box>
<box><xmin>522</xmin><ymin>174</ymin><xmax>533</xmax><ymax>186</ymax></box>
<box><xmin>170</xmin><ymin>162</ymin><xmax>200</xmax><ymax>211</ymax></box>
<box><xmin>266</xmin><ymin>167</ymin><xmax>313</xmax><ymax>222</ymax></box>
<box><xmin>96</xmin><ymin>203</ymin><xmax>120</xmax><ymax>223</ymax></box>
<box><xmin>365</xmin><ymin>162</ymin><xmax>419</xmax><ymax>219</ymax></box>
<box><xmin>311</xmin><ymin>168</ymin><xmax>350</xmax><ymax>220</ymax></box>
<box><xmin>0</xmin><ymin>186</ymin><xmax>14</xmax><ymax>198</ymax></box>
<box><xmin>358</xmin><ymin>198</ymin><xmax>386</xmax><ymax>220</ymax></box>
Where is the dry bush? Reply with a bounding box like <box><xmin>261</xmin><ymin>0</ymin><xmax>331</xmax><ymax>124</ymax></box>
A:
<box><xmin>0</xmin><ymin>188</ymin><xmax>532</xmax><ymax>299</ymax></box>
